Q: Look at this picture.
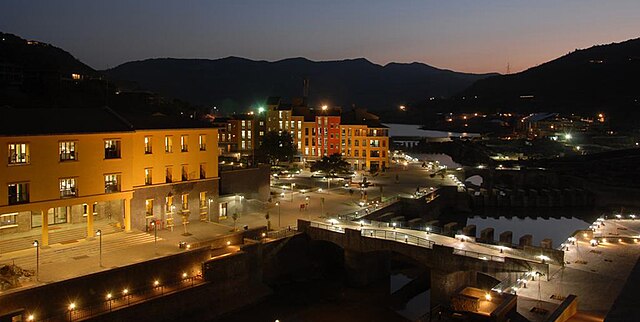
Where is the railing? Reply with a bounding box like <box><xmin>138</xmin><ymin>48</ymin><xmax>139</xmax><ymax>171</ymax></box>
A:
<box><xmin>362</xmin><ymin>229</ymin><xmax>436</xmax><ymax>248</ymax></box>
<box><xmin>266</xmin><ymin>226</ymin><xmax>298</xmax><ymax>239</ymax></box>
<box><xmin>309</xmin><ymin>221</ymin><xmax>345</xmax><ymax>233</ymax></box>
<box><xmin>8</xmin><ymin>154</ymin><xmax>29</xmax><ymax>164</ymax></box>
<box><xmin>39</xmin><ymin>275</ymin><xmax>204</xmax><ymax>322</ymax></box>
<box><xmin>60</xmin><ymin>189</ymin><xmax>77</xmax><ymax>198</ymax></box>
<box><xmin>453</xmin><ymin>248</ymin><xmax>505</xmax><ymax>262</ymax></box>
<box><xmin>338</xmin><ymin>195</ymin><xmax>399</xmax><ymax>221</ymax></box>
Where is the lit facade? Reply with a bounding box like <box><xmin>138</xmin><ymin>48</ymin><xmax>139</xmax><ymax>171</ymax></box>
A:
<box><xmin>0</xmin><ymin>108</ymin><xmax>220</xmax><ymax>246</ymax></box>
<box><xmin>340</xmin><ymin>124</ymin><xmax>389</xmax><ymax>171</ymax></box>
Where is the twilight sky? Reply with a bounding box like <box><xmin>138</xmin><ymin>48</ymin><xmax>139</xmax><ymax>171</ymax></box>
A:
<box><xmin>1</xmin><ymin>0</ymin><xmax>639</xmax><ymax>73</ymax></box>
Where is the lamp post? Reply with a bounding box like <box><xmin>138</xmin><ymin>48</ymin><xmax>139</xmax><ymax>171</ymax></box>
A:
<box><xmin>150</xmin><ymin>221</ymin><xmax>157</xmax><ymax>253</ymax></box>
<box><xmin>208</xmin><ymin>198</ymin><xmax>213</xmax><ymax>222</ymax></box>
<box><xmin>96</xmin><ymin>229</ymin><xmax>103</xmax><ymax>267</ymax></box>
<box><xmin>305</xmin><ymin>196</ymin><xmax>310</xmax><ymax>220</ymax></box>
<box><xmin>291</xmin><ymin>183</ymin><xmax>295</xmax><ymax>202</ymax></box>
<box><xmin>32</xmin><ymin>240</ymin><xmax>39</xmax><ymax>281</ymax></box>
<box><xmin>275</xmin><ymin>201</ymin><xmax>281</xmax><ymax>228</ymax></box>
<box><xmin>106</xmin><ymin>293</ymin><xmax>112</xmax><ymax>311</ymax></box>
<box><xmin>68</xmin><ymin>303</ymin><xmax>75</xmax><ymax>322</ymax></box>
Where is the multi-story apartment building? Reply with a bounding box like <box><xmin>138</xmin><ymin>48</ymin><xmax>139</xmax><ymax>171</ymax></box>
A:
<box><xmin>340</xmin><ymin>109</ymin><xmax>389</xmax><ymax>171</ymax></box>
<box><xmin>0</xmin><ymin>107</ymin><xmax>220</xmax><ymax>246</ymax></box>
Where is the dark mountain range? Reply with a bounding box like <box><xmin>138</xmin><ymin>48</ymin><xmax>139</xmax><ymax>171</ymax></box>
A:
<box><xmin>104</xmin><ymin>57</ymin><xmax>496</xmax><ymax>112</ymax></box>
<box><xmin>458</xmin><ymin>38</ymin><xmax>640</xmax><ymax>127</ymax></box>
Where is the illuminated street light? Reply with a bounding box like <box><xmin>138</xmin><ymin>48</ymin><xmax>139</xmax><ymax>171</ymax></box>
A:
<box><xmin>399</xmin><ymin>105</ymin><xmax>406</xmax><ymax>111</ymax></box>
<box><xmin>68</xmin><ymin>303</ymin><xmax>76</xmax><ymax>321</ymax></box>
<box><xmin>33</xmin><ymin>240</ymin><xmax>39</xmax><ymax>281</ymax></box>
<box><xmin>321</xmin><ymin>105</ymin><xmax>328</xmax><ymax>111</ymax></box>
<box><xmin>485</xmin><ymin>293</ymin><xmax>492</xmax><ymax>301</ymax></box>
<box><xmin>275</xmin><ymin>201</ymin><xmax>281</xmax><ymax>228</ymax></box>
<box><xmin>96</xmin><ymin>229</ymin><xmax>103</xmax><ymax>267</ymax></box>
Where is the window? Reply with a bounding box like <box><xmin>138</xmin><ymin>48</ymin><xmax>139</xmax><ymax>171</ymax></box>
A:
<box><xmin>8</xmin><ymin>182</ymin><xmax>29</xmax><ymax>204</ymax></box>
<box><xmin>181</xmin><ymin>165</ymin><xmax>188</xmax><ymax>181</ymax></box>
<box><xmin>59</xmin><ymin>141</ymin><xmax>76</xmax><ymax>161</ymax></box>
<box><xmin>370</xmin><ymin>150</ymin><xmax>380</xmax><ymax>158</ymax></box>
<box><xmin>144</xmin><ymin>136</ymin><xmax>152</xmax><ymax>154</ymax></box>
<box><xmin>8</xmin><ymin>143</ymin><xmax>29</xmax><ymax>164</ymax></box>
<box><xmin>145</xmin><ymin>199</ymin><xmax>154</xmax><ymax>217</ymax></box>
<box><xmin>165</xmin><ymin>136</ymin><xmax>173</xmax><ymax>153</ymax></box>
<box><xmin>259</xmin><ymin>131</ymin><xmax>264</xmax><ymax>136</ymax></box>
<box><xmin>200</xmin><ymin>192</ymin><xmax>207</xmax><ymax>208</ymax></box>
<box><xmin>199</xmin><ymin>135</ymin><xmax>206</xmax><ymax>151</ymax></box>
<box><xmin>165</xmin><ymin>167</ymin><xmax>172</xmax><ymax>183</ymax></box>
<box><xmin>181</xmin><ymin>193</ymin><xmax>189</xmax><ymax>210</ymax></box>
<box><xmin>59</xmin><ymin>178</ymin><xmax>77</xmax><ymax>197</ymax></box>
<box><xmin>165</xmin><ymin>196</ymin><xmax>174</xmax><ymax>212</ymax></box>
<box><xmin>382</xmin><ymin>140</ymin><xmax>386</xmax><ymax>147</ymax></box>
<box><xmin>369</xmin><ymin>140</ymin><xmax>380</xmax><ymax>147</ymax></box>
<box><xmin>83</xmin><ymin>204</ymin><xmax>88</xmax><ymax>216</ymax></box>
<box><xmin>92</xmin><ymin>202</ymin><xmax>98</xmax><ymax>215</ymax></box>
<box><xmin>200</xmin><ymin>163</ymin><xmax>206</xmax><ymax>179</ymax></box>
<box><xmin>104</xmin><ymin>140</ymin><xmax>121</xmax><ymax>159</ymax></box>
<box><xmin>104</xmin><ymin>174</ymin><xmax>121</xmax><ymax>193</ymax></box>
<box><xmin>181</xmin><ymin>135</ymin><xmax>188</xmax><ymax>152</ymax></box>
<box><xmin>145</xmin><ymin>168</ymin><xmax>152</xmax><ymax>185</ymax></box>
<box><xmin>1</xmin><ymin>213</ymin><xmax>18</xmax><ymax>228</ymax></box>
<box><xmin>354</xmin><ymin>150</ymin><xmax>359</xmax><ymax>157</ymax></box>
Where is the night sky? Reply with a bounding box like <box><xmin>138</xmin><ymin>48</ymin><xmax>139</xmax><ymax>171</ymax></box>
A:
<box><xmin>1</xmin><ymin>0</ymin><xmax>639</xmax><ymax>73</ymax></box>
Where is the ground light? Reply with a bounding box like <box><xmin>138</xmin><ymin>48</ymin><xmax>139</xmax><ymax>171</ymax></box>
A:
<box><xmin>485</xmin><ymin>293</ymin><xmax>492</xmax><ymax>301</ymax></box>
<box><xmin>27</xmin><ymin>314</ymin><xmax>34</xmax><ymax>321</ymax></box>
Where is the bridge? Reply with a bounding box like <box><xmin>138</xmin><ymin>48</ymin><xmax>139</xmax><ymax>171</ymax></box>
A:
<box><xmin>297</xmin><ymin>219</ymin><xmax>554</xmax><ymax>307</ymax></box>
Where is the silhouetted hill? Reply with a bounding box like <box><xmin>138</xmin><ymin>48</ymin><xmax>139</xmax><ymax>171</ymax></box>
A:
<box><xmin>460</xmin><ymin>38</ymin><xmax>640</xmax><ymax>127</ymax></box>
<box><xmin>104</xmin><ymin>57</ymin><xmax>496</xmax><ymax>111</ymax></box>
<box><xmin>0</xmin><ymin>32</ymin><xmax>105</xmax><ymax>108</ymax></box>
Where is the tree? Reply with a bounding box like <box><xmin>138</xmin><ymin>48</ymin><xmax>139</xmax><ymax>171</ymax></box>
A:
<box><xmin>257</xmin><ymin>131</ymin><xmax>297</xmax><ymax>165</ymax></box>
<box><xmin>311</xmin><ymin>153</ymin><xmax>351</xmax><ymax>177</ymax></box>
<box><xmin>231</xmin><ymin>212</ymin><xmax>238</xmax><ymax>231</ymax></box>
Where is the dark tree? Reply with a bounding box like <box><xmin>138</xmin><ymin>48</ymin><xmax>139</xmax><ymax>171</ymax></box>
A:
<box><xmin>311</xmin><ymin>153</ymin><xmax>351</xmax><ymax>176</ymax></box>
<box><xmin>257</xmin><ymin>131</ymin><xmax>296</xmax><ymax>165</ymax></box>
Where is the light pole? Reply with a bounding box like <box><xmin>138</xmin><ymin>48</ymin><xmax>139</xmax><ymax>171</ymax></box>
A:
<box><xmin>208</xmin><ymin>198</ymin><xmax>213</xmax><ymax>222</ymax></box>
<box><xmin>32</xmin><ymin>240</ymin><xmax>39</xmax><ymax>281</ymax></box>
<box><xmin>321</xmin><ymin>197</ymin><xmax>325</xmax><ymax>218</ymax></box>
<box><xmin>275</xmin><ymin>201</ymin><xmax>281</xmax><ymax>228</ymax></box>
<box><xmin>106</xmin><ymin>293</ymin><xmax>112</xmax><ymax>311</ymax></box>
<box><xmin>96</xmin><ymin>229</ymin><xmax>103</xmax><ymax>267</ymax></box>
<box><xmin>305</xmin><ymin>196</ymin><xmax>310</xmax><ymax>220</ymax></box>
<box><xmin>150</xmin><ymin>221</ymin><xmax>157</xmax><ymax>253</ymax></box>
<box><xmin>68</xmin><ymin>303</ymin><xmax>75</xmax><ymax>322</ymax></box>
<box><xmin>291</xmin><ymin>183</ymin><xmax>295</xmax><ymax>202</ymax></box>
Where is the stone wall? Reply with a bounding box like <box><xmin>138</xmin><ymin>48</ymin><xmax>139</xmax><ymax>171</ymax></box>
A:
<box><xmin>219</xmin><ymin>165</ymin><xmax>270</xmax><ymax>201</ymax></box>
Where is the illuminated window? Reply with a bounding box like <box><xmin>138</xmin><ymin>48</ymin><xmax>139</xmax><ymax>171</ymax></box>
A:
<box><xmin>144</xmin><ymin>136</ymin><xmax>152</xmax><ymax>154</ymax></box>
<box><xmin>8</xmin><ymin>182</ymin><xmax>29</xmax><ymax>204</ymax></box>
<box><xmin>199</xmin><ymin>192</ymin><xmax>207</xmax><ymax>208</ymax></box>
<box><xmin>104</xmin><ymin>174</ymin><xmax>121</xmax><ymax>193</ymax></box>
<box><xmin>180</xmin><ymin>135</ymin><xmax>188</xmax><ymax>152</ymax></box>
<box><xmin>145</xmin><ymin>168</ymin><xmax>152</xmax><ymax>185</ymax></box>
<box><xmin>59</xmin><ymin>178</ymin><xmax>77</xmax><ymax>197</ymax></box>
<box><xmin>181</xmin><ymin>193</ymin><xmax>189</xmax><ymax>210</ymax></box>
<box><xmin>104</xmin><ymin>139</ymin><xmax>121</xmax><ymax>159</ymax></box>
<box><xmin>165</xmin><ymin>136</ymin><xmax>173</xmax><ymax>153</ymax></box>
<box><xmin>145</xmin><ymin>199</ymin><xmax>154</xmax><ymax>217</ymax></box>
<box><xmin>59</xmin><ymin>141</ymin><xmax>76</xmax><ymax>161</ymax></box>
<box><xmin>71</xmin><ymin>73</ymin><xmax>81</xmax><ymax>80</ymax></box>
<box><xmin>0</xmin><ymin>213</ymin><xmax>18</xmax><ymax>227</ymax></box>
<box><xmin>8</xmin><ymin>143</ymin><xmax>29</xmax><ymax>164</ymax></box>
<box><xmin>199</xmin><ymin>135</ymin><xmax>206</xmax><ymax>151</ymax></box>
<box><xmin>165</xmin><ymin>196</ymin><xmax>174</xmax><ymax>212</ymax></box>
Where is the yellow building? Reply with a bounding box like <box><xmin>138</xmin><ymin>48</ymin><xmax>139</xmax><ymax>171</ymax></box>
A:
<box><xmin>339</xmin><ymin>109</ymin><xmax>389</xmax><ymax>171</ymax></box>
<box><xmin>0</xmin><ymin>107</ymin><xmax>219</xmax><ymax>246</ymax></box>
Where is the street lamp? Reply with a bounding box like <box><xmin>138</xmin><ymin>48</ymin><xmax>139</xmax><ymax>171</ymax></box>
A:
<box><xmin>106</xmin><ymin>293</ymin><xmax>113</xmax><ymax>311</ymax></box>
<box><xmin>150</xmin><ymin>221</ymin><xmax>157</xmax><ymax>253</ymax></box>
<box><xmin>96</xmin><ymin>229</ymin><xmax>103</xmax><ymax>267</ymax></box>
<box><xmin>33</xmin><ymin>240</ymin><xmax>39</xmax><ymax>281</ymax></box>
<box><xmin>68</xmin><ymin>303</ymin><xmax>76</xmax><ymax>322</ymax></box>
<box><xmin>123</xmin><ymin>288</ymin><xmax>130</xmax><ymax>305</ymax></box>
<box><xmin>275</xmin><ymin>201</ymin><xmax>281</xmax><ymax>228</ymax></box>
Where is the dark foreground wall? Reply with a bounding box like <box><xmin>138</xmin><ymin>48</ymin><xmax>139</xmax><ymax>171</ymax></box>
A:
<box><xmin>220</xmin><ymin>165</ymin><xmax>270</xmax><ymax>201</ymax></box>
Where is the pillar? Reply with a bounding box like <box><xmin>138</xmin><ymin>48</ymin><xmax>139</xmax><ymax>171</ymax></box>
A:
<box><xmin>462</xmin><ymin>225</ymin><xmax>476</xmax><ymax>237</ymax></box>
<box><xmin>124</xmin><ymin>198</ymin><xmax>132</xmax><ymax>232</ymax></box>
<box><xmin>344</xmin><ymin>250</ymin><xmax>390</xmax><ymax>287</ymax></box>
<box><xmin>480</xmin><ymin>228</ymin><xmax>494</xmax><ymax>243</ymax></box>
<box><xmin>430</xmin><ymin>270</ymin><xmax>475</xmax><ymax>309</ymax></box>
<box><xmin>499</xmin><ymin>231</ymin><xmax>512</xmax><ymax>245</ymax></box>
<box><xmin>87</xmin><ymin>202</ymin><xmax>95</xmax><ymax>238</ymax></box>
<box><xmin>41</xmin><ymin>208</ymin><xmax>49</xmax><ymax>246</ymax></box>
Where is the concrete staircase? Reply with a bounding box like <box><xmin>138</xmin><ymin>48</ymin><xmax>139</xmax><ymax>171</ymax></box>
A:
<box><xmin>0</xmin><ymin>221</ymin><xmax>122</xmax><ymax>255</ymax></box>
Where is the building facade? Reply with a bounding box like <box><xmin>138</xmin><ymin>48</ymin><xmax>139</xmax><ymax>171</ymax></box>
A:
<box><xmin>0</xmin><ymin>107</ymin><xmax>220</xmax><ymax>246</ymax></box>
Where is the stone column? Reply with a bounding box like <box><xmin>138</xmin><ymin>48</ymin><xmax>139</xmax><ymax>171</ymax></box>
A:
<box><xmin>430</xmin><ymin>270</ymin><xmax>475</xmax><ymax>309</ymax></box>
<box><xmin>344</xmin><ymin>249</ymin><xmax>390</xmax><ymax>287</ymax></box>
<box><xmin>86</xmin><ymin>202</ymin><xmax>95</xmax><ymax>238</ymax></box>
<box><xmin>41</xmin><ymin>208</ymin><xmax>49</xmax><ymax>246</ymax></box>
<box><xmin>124</xmin><ymin>198</ymin><xmax>132</xmax><ymax>232</ymax></box>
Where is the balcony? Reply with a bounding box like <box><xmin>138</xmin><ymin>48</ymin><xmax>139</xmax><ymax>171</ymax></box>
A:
<box><xmin>8</xmin><ymin>154</ymin><xmax>29</xmax><ymax>165</ymax></box>
<box><xmin>60</xmin><ymin>188</ymin><xmax>77</xmax><ymax>198</ymax></box>
<box><xmin>105</xmin><ymin>184</ymin><xmax>120</xmax><ymax>194</ymax></box>
<box><xmin>8</xmin><ymin>192</ymin><xmax>29</xmax><ymax>205</ymax></box>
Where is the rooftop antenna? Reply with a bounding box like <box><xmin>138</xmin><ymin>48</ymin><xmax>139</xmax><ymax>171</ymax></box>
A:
<box><xmin>303</xmin><ymin>77</ymin><xmax>309</xmax><ymax>106</ymax></box>
<box><xmin>506</xmin><ymin>63</ymin><xmax>511</xmax><ymax>75</ymax></box>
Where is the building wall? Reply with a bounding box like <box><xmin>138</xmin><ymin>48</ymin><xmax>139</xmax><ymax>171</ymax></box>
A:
<box><xmin>315</xmin><ymin>115</ymin><xmax>340</xmax><ymax>157</ymax></box>
<box><xmin>219</xmin><ymin>165</ymin><xmax>270</xmax><ymax>201</ymax></box>
<box><xmin>0</xmin><ymin>126</ymin><xmax>220</xmax><ymax>240</ymax></box>
<box><xmin>340</xmin><ymin>125</ymin><xmax>389</xmax><ymax>171</ymax></box>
